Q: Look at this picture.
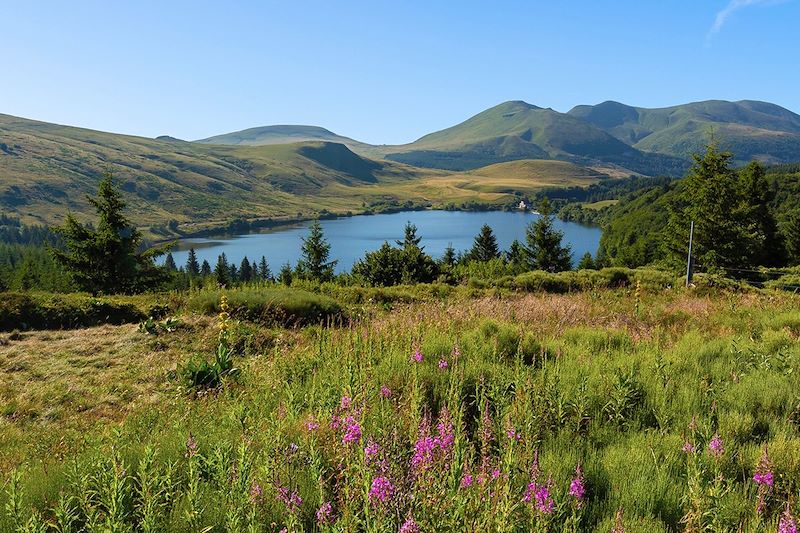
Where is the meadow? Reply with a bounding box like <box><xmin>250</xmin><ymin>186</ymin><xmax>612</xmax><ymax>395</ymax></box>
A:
<box><xmin>2</xmin><ymin>280</ymin><xmax>800</xmax><ymax>532</ymax></box>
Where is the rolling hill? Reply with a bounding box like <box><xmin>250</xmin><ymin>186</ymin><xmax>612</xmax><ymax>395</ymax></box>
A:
<box><xmin>203</xmin><ymin>99</ymin><xmax>800</xmax><ymax>176</ymax></box>
<box><xmin>0</xmin><ymin>113</ymin><xmax>430</xmax><ymax>234</ymax></box>
<box><xmin>568</xmin><ymin>99</ymin><xmax>800</xmax><ymax>165</ymax></box>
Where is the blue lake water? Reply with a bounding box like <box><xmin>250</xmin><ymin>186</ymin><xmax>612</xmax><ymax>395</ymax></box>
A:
<box><xmin>167</xmin><ymin>210</ymin><xmax>602</xmax><ymax>273</ymax></box>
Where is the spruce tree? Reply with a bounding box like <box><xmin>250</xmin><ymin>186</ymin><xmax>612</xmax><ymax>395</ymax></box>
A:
<box><xmin>524</xmin><ymin>198</ymin><xmax>572</xmax><ymax>272</ymax></box>
<box><xmin>397</xmin><ymin>222</ymin><xmax>423</xmax><ymax>250</ymax></box>
<box><xmin>506</xmin><ymin>239</ymin><xmax>527</xmax><ymax>273</ymax></box>
<box><xmin>278</xmin><ymin>262</ymin><xmax>294</xmax><ymax>285</ymax></box>
<box><xmin>352</xmin><ymin>242</ymin><xmax>406</xmax><ymax>286</ymax></box>
<box><xmin>186</xmin><ymin>248</ymin><xmax>200</xmax><ymax>277</ymax></box>
<box><xmin>469</xmin><ymin>224</ymin><xmax>500</xmax><ymax>262</ymax></box>
<box><xmin>258</xmin><ymin>256</ymin><xmax>272</xmax><ymax>281</ymax></box>
<box><xmin>663</xmin><ymin>143</ymin><xmax>750</xmax><ymax>269</ymax></box>
<box><xmin>297</xmin><ymin>220</ymin><xmax>337</xmax><ymax>282</ymax></box>
<box><xmin>441</xmin><ymin>243</ymin><xmax>457</xmax><ymax>268</ymax></box>
<box><xmin>51</xmin><ymin>172</ymin><xmax>169</xmax><ymax>294</ymax></box>
<box><xmin>784</xmin><ymin>208</ymin><xmax>800</xmax><ymax>265</ymax></box>
<box><xmin>577</xmin><ymin>252</ymin><xmax>596</xmax><ymax>270</ymax></box>
<box><xmin>200</xmin><ymin>259</ymin><xmax>212</xmax><ymax>277</ymax></box>
<box><xmin>164</xmin><ymin>252</ymin><xmax>177</xmax><ymax>271</ymax></box>
<box><xmin>214</xmin><ymin>253</ymin><xmax>230</xmax><ymax>286</ymax></box>
<box><xmin>738</xmin><ymin>161</ymin><xmax>783</xmax><ymax>266</ymax></box>
<box><xmin>240</xmin><ymin>256</ymin><xmax>253</xmax><ymax>282</ymax></box>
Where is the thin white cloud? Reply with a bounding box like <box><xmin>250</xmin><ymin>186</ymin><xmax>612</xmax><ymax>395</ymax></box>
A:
<box><xmin>708</xmin><ymin>0</ymin><xmax>785</xmax><ymax>40</ymax></box>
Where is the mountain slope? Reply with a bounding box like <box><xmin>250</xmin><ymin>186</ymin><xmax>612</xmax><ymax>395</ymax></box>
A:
<box><xmin>568</xmin><ymin>100</ymin><xmax>800</xmax><ymax>164</ymax></box>
<box><xmin>0</xmin><ymin>114</ymin><xmax>422</xmax><ymax>233</ymax></box>
<box><xmin>196</xmin><ymin>124</ymin><xmax>371</xmax><ymax>151</ymax></box>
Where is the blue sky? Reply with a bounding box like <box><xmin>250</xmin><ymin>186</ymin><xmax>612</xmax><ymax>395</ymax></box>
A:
<box><xmin>2</xmin><ymin>0</ymin><xmax>798</xmax><ymax>144</ymax></box>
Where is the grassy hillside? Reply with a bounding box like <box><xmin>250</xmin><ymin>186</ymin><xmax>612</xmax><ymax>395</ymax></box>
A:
<box><xmin>2</xmin><ymin>284</ymin><xmax>800</xmax><ymax>531</ymax></box>
<box><xmin>376</xmin><ymin>101</ymin><xmax>687</xmax><ymax>175</ymax></box>
<box><xmin>569</xmin><ymin>99</ymin><xmax>800</xmax><ymax>165</ymax></box>
<box><xmin>196</xmin><ymin>124</ymin><xmax>373</xmax><ymax>153</ymax></box>
<box><xmin>0</xmin><ymin>114</ymin><xmax>619</xmax><ymax>236</ymax></box>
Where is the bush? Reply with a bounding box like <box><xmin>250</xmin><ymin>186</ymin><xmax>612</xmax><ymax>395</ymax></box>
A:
<box><xmin>0</xmin><ymin>292</ymin><xmax>146</xmax><ymax>331</ymax></box>
<box><xmin>186</xmin><ymin>288</ymin><xmax>345</xmax><ymax>327</ymax></box>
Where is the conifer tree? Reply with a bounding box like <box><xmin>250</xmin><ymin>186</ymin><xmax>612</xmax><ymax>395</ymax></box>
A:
<box><xmin>164</xmin><ymin>252</ymin><xmax>177</xmax><ymax>271</ymax></box>
<box><xmin>784</xmin><ymin>208</ymin><xmax>800</xmax><ymax>265</ymax></box>
<box><xmin>186</xmin><ymin>248</ymin><xmax>200</xmax><ymax>277</ymax></box>
<box><xmin>524</xmin><ymin>198</ymin><xmax>572</xmax><ymax>272</ymax></box>
<box><xmin>214</xmin><ymin>253</ymin><xmax>230</xmax><ymax>286</ymax></box>
<box><xmin>506</xmin><ymin>239</ymin><xmax>527</xmax><ymax>272</ymax></box>
<box><xmin>240</xmin><ymin>256</ymin><xmax>253</xmax><ymax>282</ymax></box>
<box><xmin>469</xmin><ymin>224</ymin><xmax>500</xmax><ymax>262</ymax></box>
<box><xmin>200</xmin><ymin>259</ymin><xmax>212</xmax><ymax>277</ymax></box>
<box><xmin>397</xmin><ymin>222</ymin><xmax>423</xmax><ymax>251</ymax></box>
<box><xmin>440</xmin><ymin>243</ymin><xmax>457</xmax><ymax>268</ymax></box>
<box><xmin>577</xmin><ymin>252</ymin><xmax>596</xmax><ymax>270</ymax></box>
<box><xmin>258</xmin><ymin>256</ymin><xmax>272</xmax><ymax>281</ymax></box>
<box><xmin>51</xmin><ymin>172</ymin><xmax>169</xmax><ymax>294</ymax></box>
<box><xmin>738</xmin><ymin>161</ymin><xmax>783</xmax><ymax>266</ymax></box>
<box><xmin>297</xmin><ymin>220</ymin><xmax>337</xmax><ymax>282</ymax></box>
<box><xmin>278</xmin><ymin>262</ymin><xmax>294</xmax><ymax>285</ymax></box>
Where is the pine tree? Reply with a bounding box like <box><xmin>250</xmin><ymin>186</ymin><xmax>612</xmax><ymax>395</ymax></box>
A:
<box><xmin>784</xmin><ymin>208</ymin><xmax>800</xmax><ymax>265</ymax></box>
<box><xmin>240</xmin><ymin>256</ymin><xmax>253</xmax><ymax>282</ymax></box>
<box><xmin>228</xmin><ymin>263</ymin><xmax>239</xmax><ymax>282</ymax></box>
<box><xmin>506</xmin><ymin>239</ymin><xmax>526</xmax><ymax>273</ymax></box>
<box><xmin>738</xmin><ymin>161</ymin><xmax>784</xmax><ymax>266</ymax></box>
<box><xmin>214</xmin><ymin>253</ymin><xmax>230</xmax><ymax>286</ymax></box>
<box><xmin>352</xmin><ymin>242</ymin><xmax>406</xmax><ymax>286</ymax></box>
<box><xmin>440</xmin><ymin>243</ymin><xmax>457</xmax><ymax>268</ymax></box>
<box><xmin>258</xmin><ymin>256</ymin><xmax>272</xmax><ymax>281</ymax></box>
<box><xmin>278</xmin><ymin>262</ymin><xmax>294</xmax><ymax>285</ymax></box>
<box><xmin>663</xmin><ymin>143</ymin><xmax>750</xmax><ymax>269</ymax></box>
<box><xmin>200</xmin><ymin>260</ymin><xmax>212</xmax><ymax>277</ymax></box>
<box><xmin>469</xmin><ymin>224</ymin><xmax>500</xmax><ymax>262</ymax></box>
<box><xmin>577</xmin><ymin>252</ymin><xmax>596</xmax><ymax>270</ymax></box>
<box><xmin>297</xmin><ymin>220</ymin><xmax>337</xmax><ymax>282</ymax></box>
<box><xmin>50</xmin><ymin>172</ymin><xmax>169</xmax><ymax>294</ymax></box>
<box><xmin>524</xmin><ymin>198</ymin><xmax>572</xmax><ymax>272</ymax></box>
<box><xmin>397</xmin><ymin>222</ymin><xmax>423</xmax><ymax>251</ymax></box>
<box><xmin>164</xmin><ymin>252</ymin><xmax>177</xmax><ymax>271</ymax></box>
<box><xmin>186</xmin><ymin>248</ymin><xmax>200</xmax><ymax>277</ymax></box>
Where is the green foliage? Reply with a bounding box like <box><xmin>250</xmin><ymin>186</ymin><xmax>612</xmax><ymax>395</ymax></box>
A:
<box><xmin>524</xmin><ymin>198</ymin><xmax>572</xmax><ymax>272</ymax></box>
<box><xmin>296</xmin><ymin>220</ymin><xmax>337</xmax><ymax>282</ymax></box>
<box><xmin>468</xmin><ymin>224</ymin><xmax>500</xmax><ymax>262</ymax></box>
<box><xmin>352</xmin><ymin>241</ymin><xmax>406</xmax><ymax>286</ymax></box>
<box><xmin>0</xmin><ymin>292</ymin><xmax>146</xmax><ymax>332</ymax></box>
<box><xmin>50</xmin><ymin>173</ymin><xmax>170</xmax><ymax>295</ymax></box>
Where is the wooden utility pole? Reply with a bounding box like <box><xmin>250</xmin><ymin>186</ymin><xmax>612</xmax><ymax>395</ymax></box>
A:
<box><xmin>686</xmin><ymin>220</ymin><xmax>695</xmax><ymax>287</ymax></box>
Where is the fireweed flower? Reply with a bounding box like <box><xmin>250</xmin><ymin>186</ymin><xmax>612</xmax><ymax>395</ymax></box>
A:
<box><xmin>340</xmin><ymin>395</ymin><xmax>352</xmax><ymax>410</ymax></box>
<box><xmin>753</xmin><ymin>446</ymin><xmax>774</xmax><ymax>487</ymax></box>
<box><xmin>380</xmin><ymin>385</ymin><xmax>392</xmax><ymax>398</ymax></box>
<box><xmin>411</xmin><ymin>347</ymin><xmax>423</xmax><ymax>363</ymax></box>
<box><xmin>316</xmin><ymin>501</ymin><xmax>334</xmax><ymax>525</ymax></box>
<box><xmin>368</xmin><ymin>476</ymin><xmax>394</xmax><ymax>506</ymax></box>
<box><xmin>780</xmin><ymin>504</ymin><xmax>798</xmax><ymax>533</ymax></box>
<box><xmin>399</xmin><ymin>517</ymin><xmax>420</xmax><ymax>533</ymax></box>
<box><xmin>276</xmin><ymin>486</ymin><xmax>303</xmax><ymax>512</ymax></box>
<box><xmin>306</xmin><ymin>418</ymin><xmax>320</xmax><ymax>432</ymax></box>
<box><xmin>682</xmin><ymin>441</ymin><xmax>695</xmax><ymax>454</ymax></box>
<box><xmin>185</xmin><ymin>433</ymin><xmax>198</xmax><ymax>458</ymax></box>
<box><xmin>342</xmin><ymin>416</ymin><xmax>362</xmax><ymax>445</ymax></box>
<box><xmin>364</xmin><ymin>438</ymin><xmax>380</xmax><ymax>464</ymax></box>
<box><xmin>506</xmin><ymin>426</ymin><xmax>522</xmax><ymax>442</ymax></box>
<box><xmin>524</xmin><ymin>479</ymin><xmax>554</xmax><ymax>514</ymax></box>
<box><xmin>460</xmin><ymin>473</ymin><xmax>474</xmax><ymax>489</ymax></box>
<box><xmin>708</xmin><ymin>433</ymin><xmax>724</xmax><ymax>457</ymax></box>
<box><xmin>249</xmin><ymin>480</ymin><xmax>263</xmax><ymax>504</ymax></box>
<box><xmin>452</xmin><ymin>344</ymin><xmax>461</xmax><ymax>361</ymax></box>
<box><xmin>569</xmin><ymin>465</ymin><xmax>586</xmax><ymax>507</ymax></box>
<box><xmin>438</xmin><ymin>358</ymin><xmax>449</xmax><ymax>369</ymax></box>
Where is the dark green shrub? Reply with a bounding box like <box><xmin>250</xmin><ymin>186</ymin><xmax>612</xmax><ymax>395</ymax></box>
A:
<box><xmin>0</xmin><ymin>292</ymin><xmax>146</xmax><ymax>331</ymax></box>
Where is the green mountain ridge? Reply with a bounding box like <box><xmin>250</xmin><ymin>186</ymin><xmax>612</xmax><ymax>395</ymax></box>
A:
<box><xmin>202</xmin><ymin>99</ymin><xmax>800</xmax><ymax>175</ymax></box>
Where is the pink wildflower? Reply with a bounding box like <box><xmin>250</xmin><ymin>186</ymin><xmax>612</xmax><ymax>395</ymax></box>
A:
<box><xmin>276</xmin><ymin>486</ymin><xmax>303</xmax><ymax>512</ymax></box>
<box><xmin>452</xmin><ymin>344</ymin><xmax>461</xmax><ymax>360</ymax></box>
<box><xmin>399</xmin><ymin>517</ymin><xmax>420</xmax><ymax>533</ymax></box>
<box><xmin>249</xmin><ymin>480</ymin><xmax>263</xmax><ymax>504</ymax></box>
<box><xmin>368</xmin><ymin>476</ymin><xmax>394</xmax><ymax>506</ymax></box>
<box><xmin>569</xmin><ymin>465</ymin><xmax>586</xmax><ymax>507</ymax></box>
<box><xmin>506</xmin><ymin>427</ymin><xmax>522</xmax><ymax>442</ymax></box>
<box><xmin>306</xmin><ymin>418</ymin><xmax>320</xmax><ymax>432</ymax></box>
<box><xmin>753</xmin><ymin>446</ymin><xmax>774</xmax><ymax>487</ymax></box>
<box><xmin>316</xmin><ymin>501</ymin><xmax>334</xmax><ymax>525</ymax></box>
<box><xmin>340</xmin><ymin>395</ymin><xmax>352</xmax><ymax>410</ymax></box>
<box><xmin>780</xmin><ymin>504</ymin><xmax>798</xmax><ymax>533</ymax></box>
<box><xmin>682</xmin><ymin>441</ymin><xmax>695</xmax><ymax>454</ymax></box>
<box><xmin>364</xmin><ymin>438</ymin><xmax>380</xmax><ymax>464</ymax></box>
<box><xmin>438</xmin><ymin>358</ymin><xmax>449</xmax><ymax>369</ymax></box>
<box><xmin>708</xmin><ymin>433</ymin><xmax>724</xmax><ymax>457</ymax></box>
<box><xmin>380</xmin><ymin>385</ymin><xmax>392</xmax><ymax>398</ymax></box>
<box><xmin>342</xmin><ymin>416</ymin><xmax>361</xmax><ymax>445</ymax></box>
<box><xmin>411</xmin><ymin>347</ymin><xmax>423</xmax><ymax>363</ymax></box>
<box><xmin>460</xmin><ymin>473</ymin><xmax>474</xmax><ymax>488</ymax></box>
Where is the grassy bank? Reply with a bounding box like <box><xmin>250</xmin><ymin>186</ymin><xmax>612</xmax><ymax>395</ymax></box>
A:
<box><xmin>1</xmin><ymin>285</ymin><xmax>799</xmax><ymax>531</ymax></box>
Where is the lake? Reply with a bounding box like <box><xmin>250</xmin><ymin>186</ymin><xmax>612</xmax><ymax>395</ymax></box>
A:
<box><xmin>167</xmin><ymin>210</ymin><xmax>602</xmax><ymax>273</ymax></box>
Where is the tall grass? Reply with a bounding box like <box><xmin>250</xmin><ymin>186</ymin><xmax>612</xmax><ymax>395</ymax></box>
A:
<box><xmin>2</xmin><ymin>288</ymin><xmax>800</xmax><ymax>531</ymax></box>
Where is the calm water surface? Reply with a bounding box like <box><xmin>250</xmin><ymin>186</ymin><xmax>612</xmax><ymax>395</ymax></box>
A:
<box><xmin>168</xmin><ymin>210</ymin><xmax>601</xmax><ymax>273</ymax></box>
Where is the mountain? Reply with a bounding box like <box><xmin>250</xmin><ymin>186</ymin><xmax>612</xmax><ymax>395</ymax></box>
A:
<box><xmin>568</xmin><ymin>100</ymin><xmax>800</xmax><ymax>165</ymax></box>
<box><xmin>0</xmin><ymin>113</ymin><xmax>425</xmax><ymax>234</ymax></box>
<box><xmin>196</xmin><ymin>124</ymin><xmax>373</xmax><ymax>152</ymax></box>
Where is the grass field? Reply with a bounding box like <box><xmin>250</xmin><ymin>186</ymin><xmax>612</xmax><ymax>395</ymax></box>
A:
<box><xmin>2</xmin><ymin>282</ymin><xmax>800</xmax><ymax>531</ymax></box>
